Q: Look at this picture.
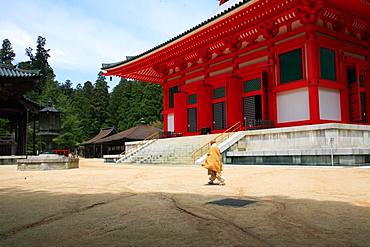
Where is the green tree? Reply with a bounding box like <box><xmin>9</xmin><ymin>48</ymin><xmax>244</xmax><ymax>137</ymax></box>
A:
<box><xmin>21</xmin><ymin>36</ymin><xmax>55</xmax><ymax>97</ymax></box>
<box><xmin>93</xmin><ymin>72</ymin><xmax>110</xmax><ymax>128</ymax></box>
<box><xmin>108</xmin><ymin>79</ymin><xmax>132</xmax><ymax>130</ymax></box>
<box><xmin>5</xmin><ymin>34</ymin><xmax>164</xmax><ymax>150</ymax></box>
<box><xmin>108</xmin><ymin>79</ymin><xmax>162</xmax><ymax>131</ymax></box>
<box><xmin>37</xmin><ymin>79</ymin><xmax>81</xmax><ymax>150</ymax></box>
<box><xmin>31</xmin><ymin>36</ymin><xmax>55</xmax><ymax>82</ymax></box>
<box><xmin>60</xmin><ymin>79</ymin><xmax>74</xmax><ymax>99</ymax></box>
<box><xmin>0</xmin><ymin>39</ymin><xmax>16</xmax><ymax>65</ymax></box>
<box><xmin>73</xmin><ymin>81</ymin><xmax>98</xmax><ymax>140</ymax></box>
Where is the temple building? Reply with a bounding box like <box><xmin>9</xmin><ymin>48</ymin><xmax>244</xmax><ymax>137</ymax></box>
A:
<box><xmin>0</xmin><ymin>64</ymin><xmax>40</xmax><ymax>156</ymax></box>
<box><xmin>80</xmin><ymin>124</ymin><xmax>161</xmax><ymax>158</ymax></box>
<box><xmin>102</xmin><ymin>0</ymin><xmax>370</xmax><ymax>136</ymax></box>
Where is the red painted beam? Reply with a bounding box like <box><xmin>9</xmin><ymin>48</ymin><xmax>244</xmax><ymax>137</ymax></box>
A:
<box><xmin>328</xmin><ymin>0</ymin><xmax>370</xmax><ymax>22</ymax></box>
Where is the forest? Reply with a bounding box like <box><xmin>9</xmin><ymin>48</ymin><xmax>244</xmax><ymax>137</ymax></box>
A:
<box><xmin>0</xmin><ymin>36</ymin><xmax>163</xmax><ymax>151</ymax></box>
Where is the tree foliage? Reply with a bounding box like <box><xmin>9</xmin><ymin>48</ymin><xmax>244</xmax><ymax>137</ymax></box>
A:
<box><xmin>109</xmin><ymin>79</ymin><xmax>162</xmax><ymax>131</ymax></box>
<box><xmin>0</xmin><ymin>36</ymin><xmax>163</xmax><ymax>151</ymax></box>
<box><xmin>0</xmin><ymin>39</ymin><xmax>16</xmax><ymax>65</ymax></box>
<box><xmin>20</xmin><ymin>36</ymin><xmax>55</xmax><ymax>96</ymax></box>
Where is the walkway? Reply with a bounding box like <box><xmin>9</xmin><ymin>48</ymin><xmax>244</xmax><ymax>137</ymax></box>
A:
<box><xmin>0</xmin><ymin>159</ymin><xmax>369</xmax><ymax>246</ymax></box>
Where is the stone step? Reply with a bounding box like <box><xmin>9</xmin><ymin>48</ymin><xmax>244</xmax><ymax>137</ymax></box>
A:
<box><xmin>118</xmin><ymin>134</ymin><xmax>218</xmax><ymax>165</ymax></box>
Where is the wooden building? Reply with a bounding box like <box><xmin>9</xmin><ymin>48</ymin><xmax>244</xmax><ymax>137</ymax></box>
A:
<box><xmin>0</xmin><ymin>64</ymin><xmax>40</xmax><ymax>155</ymax></box>
<box><xmin>80</xmin><ymin>124</ymin><xmax>161</xmax><ymax>158</ymax></box>
<box><xmin>79</xmin><ymin>127</ymin><xmax>117</xmax><ymax>158</ymax></box>
<box><xmin>102</xmin><ymin>0</ymin><xmax>370</xmax><ymax>136</ymax></box>
<box><xmin>95</xmin><ymin>124</ymin><xmax>161</xmax><ymax>155</ymax></box>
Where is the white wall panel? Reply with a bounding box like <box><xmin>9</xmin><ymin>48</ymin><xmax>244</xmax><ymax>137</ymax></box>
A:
<box><xmin>277</xmin><ymin>88</ymin><xmax>309</xmax><ymax>123</ymax></box>
<box><xmin>167</xmin><ymin>113</ymin><xmax>174</xmax><ymax>132</ymax></box>
<box><xmin>319</xmin><ymin>88</ymin><xmax>341</xmax><ymax>121</ymax></box>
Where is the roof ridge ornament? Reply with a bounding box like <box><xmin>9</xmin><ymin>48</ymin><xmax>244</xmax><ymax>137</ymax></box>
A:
<box><xmin>47</xmin><ymin>98</ymin><xmax>53</xmax><ymax>107</ymax></box>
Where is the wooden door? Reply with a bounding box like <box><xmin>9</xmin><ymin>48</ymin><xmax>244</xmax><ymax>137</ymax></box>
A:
<box><xmin>213</xmin><ymin>102</ymin><xmax>226</xmax><ymax>130</ymax></box>
<box><xmin>348</xmin><ymin>66</ymin><xmax>361</xmax><ymax>122</ymax></box>
<box><xmin>187</xmin><ymin>108</ymin><xmax>197</xmax><ymax>133</ymax></box>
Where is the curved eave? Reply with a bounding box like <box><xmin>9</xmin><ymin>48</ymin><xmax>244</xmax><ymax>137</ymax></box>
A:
<box><xmin>327</xmin><ymin>0</ymin><xmax>370</xmax><ymax>22</ymax></box>
<box><xmin>102</xmin><ymin>0</ymin><xmax>370</xmax><ymax>83</ymax></box>
<box><xmin>102</xmin><ymin>0</ymin><xmax>252</xmax><ymax>72</ymax></box>
<box><xmin>121</xmin><ymin>73</ymin><xmax>163</xmax><ymax>84</ymax></box>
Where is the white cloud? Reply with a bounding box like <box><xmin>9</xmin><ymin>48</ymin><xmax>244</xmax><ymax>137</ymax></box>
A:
<box><xmin>0</xmin><ymin>21</ymin><xmax>34</xmax><ymax>62</ymax></box>
<box><xmin>0</xmin><ymin>0</ymin><xmax>215</xmax><ymax>85</ymax></box>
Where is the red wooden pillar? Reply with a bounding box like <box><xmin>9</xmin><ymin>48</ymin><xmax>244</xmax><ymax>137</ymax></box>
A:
<box><xmin>226</xmin><ymin>76</ymin><xmax>243</xmax><ymax>127</ymax></box>
<box><xmin>340</xmin><ymin>88</ymin><xmax>349</xmax><ymax>123</ymax></box>
<box><xmin>197</xmin><ymin>84</ymin><xmax>212</xmax><ymax>131</ymax></box>
<box><xmin>174</xmin><ymin>92</ymin><xmax>188</xmax><ymax>134</ymax></box>
<box><xmin>306</xmin><ymin>30</ymin><xmax>320</xmax><ymax>123</ymax></box>
<box><xmin>308</xmin><ymin>86</ymin><xmax>320</xmax><ymax>123</ymax></box>
<box><xmin>267</xmin><ymin>46</ymin><xmax>277</xmax><ymax>123</ymax></box>
<box><xmin>162</xmin><ymin>83</ymin><xmax>168</xmax><ymax>131</ymax></box>
<box><xmin>338</xmin><ymin>51</ymin><xmax>350</xmax><ymax>123</ymax></box>
<box><xmin>365</xmin><ymin>71</ymin><xmax>370</xmax><ymax>124</ymax></box>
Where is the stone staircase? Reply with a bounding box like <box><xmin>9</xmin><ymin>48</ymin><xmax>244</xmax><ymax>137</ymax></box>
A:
<box><xmin>118</xmin><ymin>134</ymin><xmax>218</xmax><ymax>165</ymax></box>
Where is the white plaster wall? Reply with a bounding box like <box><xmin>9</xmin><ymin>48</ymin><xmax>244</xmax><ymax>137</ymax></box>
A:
<box><xmin>277</xmin><ymin>88</ymin><xmax>309</xmax><ymax>123</ymax></box>
<box><xmin>167</xmin><ymin>113</ymin><xmax>174</xmax><ymax>132</ymax></box>
<box><xmin>319</xmin><ymin>88</ymin><xmax>341</xmax><ymax>121</ymax></box>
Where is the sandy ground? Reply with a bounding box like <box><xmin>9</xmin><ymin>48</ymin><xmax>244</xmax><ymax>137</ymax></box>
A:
<box><xmin>0</xmin><ymin>159</ymin><xmax>369</xmax><ymax>247</ymax></box>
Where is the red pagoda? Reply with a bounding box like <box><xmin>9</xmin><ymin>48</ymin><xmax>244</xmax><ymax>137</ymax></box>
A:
<box><xmin>102</xmin><ymin>0</ymin><xmax>370</xmax><ymax>136</ymax></box>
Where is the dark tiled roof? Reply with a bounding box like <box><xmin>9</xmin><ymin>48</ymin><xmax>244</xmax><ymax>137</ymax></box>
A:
<box><xmin>0</xmin><ymin>64</ymin><xmax>39</xmax><ymax>78</ymax></box>
<box><xmin>95</xmin><ymin>124</ymin><xmax>162</xmax><ymax>144</ymax></box>
<box><xmin>80</xmin><ymin>127</ymin><xmax>117</xmax><ymax>145</ymax></box>
<box><xmin>20</xmin><ymin>96</ymin><xmax>42</xmax><ymax>113</ymax></box>
<box><xmin>102</xmin><ymin>0</ymin><xmax>249</xmax><ymax>70</ymax></box>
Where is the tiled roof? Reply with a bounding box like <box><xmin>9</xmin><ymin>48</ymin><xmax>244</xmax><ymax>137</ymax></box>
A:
<box><xmin>0</xmin><ymin>64</ymin><xmax>39</xmax><ymax>78</ymax></box>
<box><xmin>102</xmin><ymin>0</ymin><xmax>250</xmax><ymax>70</ymax></box>
<box><xmin>95</xmin><ymin>124</ymin><xmax>162</xmax><ymax>144</ymax></box>
<box><xmin>80</xmin><ymin>127</ymin><xmax>117</xmax><ymax>145</ymax></box>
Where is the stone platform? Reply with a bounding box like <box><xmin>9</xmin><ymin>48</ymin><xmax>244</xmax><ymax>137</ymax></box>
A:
<box><xmin>17</xmin><ymin>154</ymin><xmax>79</xmax><ymax>171</ymax></box>
<box><xmin>0</xmin><ymin>156</ymin><xmax>27</xmax><ymax>165</ymax></box>
<box><xmin>225</xmin><ymin>123</ymin><xmax>370</xmax><ymax>166</ymax></box>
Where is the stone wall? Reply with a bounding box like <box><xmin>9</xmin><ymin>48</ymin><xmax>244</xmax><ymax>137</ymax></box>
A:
<box><xmin>226</xmin><ymin>123</ymin><xmax>370</xmax><ymax>166</ymax></box>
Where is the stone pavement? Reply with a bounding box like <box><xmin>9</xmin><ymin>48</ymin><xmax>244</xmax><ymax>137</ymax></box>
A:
<box><xmin>0</xmin><ymin>159</ymin><xmax>369</xmax><ymax>246</ymax></box>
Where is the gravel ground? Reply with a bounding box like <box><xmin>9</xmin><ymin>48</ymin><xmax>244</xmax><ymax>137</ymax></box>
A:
<box><xmin>0</xmin><ymin>159</ymin><xmax>369</xmax><ymax>246</ymax></box>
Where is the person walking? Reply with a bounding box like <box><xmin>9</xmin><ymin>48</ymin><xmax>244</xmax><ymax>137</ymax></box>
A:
<box><xmin>202</xmin><ymin>140</ymin><xmax>225</xmax><ymax>185</ymax></box>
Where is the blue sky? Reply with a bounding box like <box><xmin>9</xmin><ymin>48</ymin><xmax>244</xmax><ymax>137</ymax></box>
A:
<box><xmin>0</xmin><ymin>0</ymin><xmax>219</xmax><ymax>89</ymax></box>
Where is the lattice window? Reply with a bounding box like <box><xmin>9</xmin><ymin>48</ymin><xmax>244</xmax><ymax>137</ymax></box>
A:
<box><xmin>320</xmin><ymin>47</ymin><xmax>336</xmax><ymax>81</ymax></box>
<box><xmin>279</xmin><ymin>48</ymin><xmax>303</xmax><ymax>83</ymax></box>
<box><xmin>213</xmin><ymin>87</ymin><xmax>225</xmax><ymax>99</ymax></box>
<box><xmin>169</xmin><ymin>86</ymin><xmax>179</xmax><ymax>108</ymax></box>
<box><xmin>347</xmin><ymin>67</ymin><xmax>357</xmax><ymax>84</ymax></box>
<box><xmin>188</xmin><ymin>94</ymin><xmax>197</xmax><ymax>105</ymax></box>
<box><xmin>244</xmin><ymin>78</ymin><xmax>261</xmax><ymax>93</ymax></box>
<box><xmin>360</xmin><ymin>74</ymin><xmax>364</xmax><ymax>88</ymax></box>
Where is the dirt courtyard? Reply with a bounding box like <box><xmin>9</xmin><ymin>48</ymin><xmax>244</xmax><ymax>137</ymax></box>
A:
<box><xmin>0</xmin><ymin>159</ymin><xmax>369</xmax><ymax>246</ymax></box>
